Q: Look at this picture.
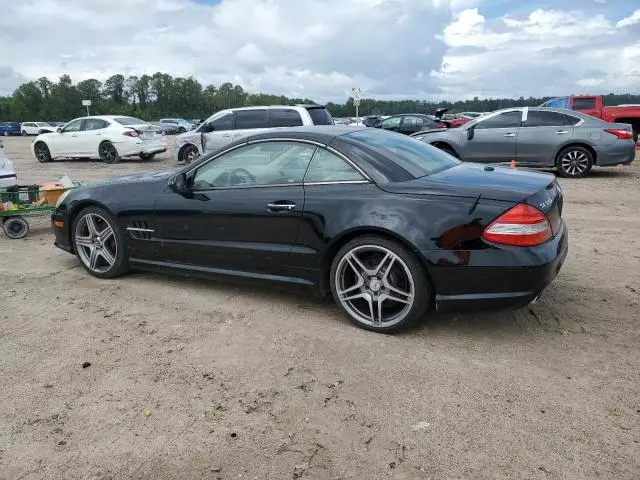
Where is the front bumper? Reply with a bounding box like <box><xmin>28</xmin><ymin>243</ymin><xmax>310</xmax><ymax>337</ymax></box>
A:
<box><xmin>426</xmin><ymin>220</ymin><xmax>569</xmax><ymax>312</ymax></box>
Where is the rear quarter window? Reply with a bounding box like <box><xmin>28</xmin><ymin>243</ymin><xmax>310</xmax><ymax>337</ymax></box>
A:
<box><xmin>269</xmin><ymin>109</ymin><xmax>303</xmax><ymax>128</ymax></box>
<box><xmin>305</xmin><ymin>107</ymin><xmax>334</xmax><ymax>125</ymax></box>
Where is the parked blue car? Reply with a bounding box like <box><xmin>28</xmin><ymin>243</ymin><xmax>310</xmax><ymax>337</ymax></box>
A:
<box><xmin>0</xmin><ymin>122</ymin><xmax>20</xmax><ymax>136</ymax></box>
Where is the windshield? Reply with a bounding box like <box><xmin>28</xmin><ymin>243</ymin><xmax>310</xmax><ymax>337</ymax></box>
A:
<box><xmin>306</xmin><ymin>107</ymin><xmax>334</xmax><ymax>125</ymax></box>
<box><xmin>114</xmin><ymin>116</ymin><xmax>147</xmax><ymax>126</ymax></box>
<box><xmin>346</xmin><ymin>129</ymin><xmax>460</xmax><ymax>177</ymax></box>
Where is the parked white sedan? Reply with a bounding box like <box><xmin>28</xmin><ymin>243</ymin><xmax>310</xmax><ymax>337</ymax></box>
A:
<box><xmin>0</xmin><ymin>140</ymin><xmax>17</xmax><ymax>187</ymax></box>
<box><xmin>31</xmin><ymin>116</ymin><xmax>166</xmax><ymax>164</ymax></box>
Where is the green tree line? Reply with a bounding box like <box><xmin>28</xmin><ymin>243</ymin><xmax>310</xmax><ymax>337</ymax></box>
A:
<box><xmin>1</xmin><ymin>72</ymin><xmax>639</xmax><ymax>122</ymax></box>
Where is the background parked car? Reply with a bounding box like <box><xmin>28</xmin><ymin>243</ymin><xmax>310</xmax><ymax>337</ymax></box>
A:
<box><xmin>172</xmin><ymin>104</ymin><xmax>334</xmax><ymax>164</ymax></box>
<box><xmin>0</xmin><ymin>122</ymin><xmax>20</xmax><ymax>136</ymax></box>
<box><xmin>151</xmin><ymin>121</ymin><xmax>179</xmax><ymax>135</ymax></box>
<box><xmin>48</xmin><ymin>121</ymin><xmax>67</xmax><ymax>129</ymax></box>
<box><xmin>412</xmin><ymin>107</ymin><xmax>635</xmax><ymax>178</ymax></box>
<box><xmin>21</xmin><ymin>122</ymin><xmax>56</xmax><ymax>135</ymax></box>
<box><xmin>32</xmin><ymin>115</ymin><xmax>166</xmax><ymax>164</ymax></box>
<box><xmin>540</xmin><ymin>95</ymin><xmax>640</xmax><ymax>142</ymax></box>
<box><xmin>0</xmin><ymin>140</ymin><xmax>17</xmax><ymax>187</ymax></box>
<box><xmin>372</xmin><ymin>114</ymin><xmax>443</xmax><ymax>135</ymax></box>
<box><xmin>159</xmin><ymin>118</ymin><xmax>195</xmax><ymax>134</ymax></box>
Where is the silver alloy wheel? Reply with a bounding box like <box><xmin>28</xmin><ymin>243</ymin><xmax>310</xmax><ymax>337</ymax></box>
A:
<box><xmin>561</xmin><ymin>150</ymin><xmax>589</xmax><ymax>176</ymax></box>
<box><xmin>74</xmin><ymin>213</ymin><xmax>117</xmax><ymax>273</ymax></box>
<box><xmin>100</xmin><ymin>143</ymin><xmax>117</xmax><ymax>162</ymax></box>
<box><xmin>334</xmin><ymin>245</ymin><xmax>415</xmax><ymax>328</ymax></box>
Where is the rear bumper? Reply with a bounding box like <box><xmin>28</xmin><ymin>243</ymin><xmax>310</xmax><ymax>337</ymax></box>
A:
<box><xmin>596</xmin><ymin>141</ymin><xmax>636</xmax><ymax>166</ymax></box>
<box><xmin>425</xmin><ymin>220</ymin><xmax>568</xmax><ymax>312</ymax></box>
<box><xmin>116</xmin><ymin>139</ymin><xmax>166</xmax><ymax>157</ymax></box>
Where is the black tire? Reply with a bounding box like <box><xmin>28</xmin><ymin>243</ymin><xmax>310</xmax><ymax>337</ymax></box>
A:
<box><xmin>2</xmin><ymin>216</ymin><xmax>29</xmax><ymax>239</ymax></box>
<box><xmin>556</xmin><ymin>145</ymin><xmax>593</xmax><ymax>178</ymax></box>
<box><xmin>71</xmin><ymin>206</ymin><xmax>128</xmax><ymax>278</ymax></box>
<box><xmin>21</xmin><ymin>130</ymin><xmax>27</xmax><ymax>136</ymax></box>
<box><xmin>34</xmin><ymin>141</ymin><xmax>52</xmax><ymax>163</ymax></box>
<box><xmin>329</xmin><ymin>235</ymin><xmax>430</xmax><ymax>333</ymax></box>
<box><xmin>99</xmin><ymin>141</ymin><xmax>120</xmax><ymax>164</ymax></box>
<box><xmin>139</xmin><ymin>153</ymin><xmax>156</xmax><ymax>161</ymax></box>
<box><xmin>181</xmin><ymin>144</ymin><xmax>200</xmax><ymax>164</ymax></box>
<box><xmin>435</xmin><ymin>144</ymin><xmax>459</xmax><ymax>158</ymax></box>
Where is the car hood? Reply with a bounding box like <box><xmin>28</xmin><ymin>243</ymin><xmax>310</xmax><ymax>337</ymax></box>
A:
<box><xmin>380</xmin><ymin>162</ymin><xmax>556</xmax><ymax>203</ymax></box>
<box><xmin>410</xmin><ymin>128</ymin><xmax>448</xmax><ymax>137</ymax></box>
<box><xmin>90</xmin><ymin>170</ymin><xmax>176</xmax><ymax>187</ymax></box>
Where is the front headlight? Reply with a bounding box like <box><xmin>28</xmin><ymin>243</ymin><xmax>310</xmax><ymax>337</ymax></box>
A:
<box><xmin>55</xmin><ymin>190</ymin><xmax>71</xmax><ymax>208</ymax></box>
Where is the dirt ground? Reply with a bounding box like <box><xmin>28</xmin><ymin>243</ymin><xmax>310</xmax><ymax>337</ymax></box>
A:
<box><xmin>0</xmin><ymin>135</ymin><xmax>639</xmax><ymax>480</ymax></box>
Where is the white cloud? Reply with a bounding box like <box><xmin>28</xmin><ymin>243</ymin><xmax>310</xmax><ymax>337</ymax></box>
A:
<box><xmin>616</xmin><ymin>9</ymin><xmax>640</xmax><ymax>28</ymax></box>
<box><xmin>0</xmin><ymin>0</ymin><xmax>450</xmax><ymax>101</ymax></box>
<box><xmin>0</xmin><ymin>0</ymin><xmax>637</xmax><ymax>102</ymax></box>
<box><xmin>431</xmin><ymin>7</ymin><xmax>640</xmax><ymax>98</ymax></box>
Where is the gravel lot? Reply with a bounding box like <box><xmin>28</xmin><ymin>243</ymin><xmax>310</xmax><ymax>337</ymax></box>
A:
<box><xmin>1</xmin><ymin>135</ymin><xmax>639</xmax><ymax>480</ymax></box>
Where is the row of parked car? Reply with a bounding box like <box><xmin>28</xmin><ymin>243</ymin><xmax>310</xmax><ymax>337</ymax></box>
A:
<box><xmin>3</xmin><ymin>96</ymin><xmax>636</xmax><ymax>179</ymax></box>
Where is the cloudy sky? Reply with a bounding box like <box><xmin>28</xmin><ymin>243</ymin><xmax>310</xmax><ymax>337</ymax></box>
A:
<box><xmin>0</xmin><ymin>0</ymin><xmax>638</xmax><ymax>102</ymax></box>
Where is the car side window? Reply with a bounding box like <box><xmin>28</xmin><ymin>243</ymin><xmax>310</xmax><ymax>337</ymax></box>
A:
<box><xmin>381</xmin><ymin>117</ymin><xmax>401</xmax><ymax>129</ymax></box>
<box><xmin>62</xmin><ymin>119</ymin><xmax>83</xmax><ymax>133</ymax></box>
<box><xmin>192</xmin><ymin>141</ymin><xmax>316</xmax><ymax>189</ymax></box>
<box><xmin>82</xmin><ymin>119</ymin><xmax>109</xmax><ymax>131</ymax></box>
<box><xmin>304</xmin><ymin>149</ymin><xmax>366</xmax><ymax>183</ymax></box>
<box><xmin>475</xmin><ymin>111</ymin><xmax>522</xmax><ymax>130</ymax></box>
<box><xmin>564</xmin><ymin>115</ymin><xmax>581</xmax><ymax>126</ymax></box>
<box><xmin>210</xmin><ymin>113</ymin><xmax>234</xmax><ymax>132</ymax></box>
<box><xmin>402</xmin><ymin>116</ymin><xmax>418</xmax><ymax>126</ymax></box>
<box><xmin>234</xmin><ymin>110</ymin><xmax>269</xmax><ymax>130</ymax></box>
<box><xmin>572</xmin><ymin>98</ymin><xmax>596</xmax><ymax>110</ymax></box>
<box><xmin>523</xmin><ymin>111</ymin><xmax>568</xmax><ymax>127</ymax></box>
<box><xmin>269</xmin><ymin>109</ymin><xmax>303</xmax><ymax>128</ymax></box>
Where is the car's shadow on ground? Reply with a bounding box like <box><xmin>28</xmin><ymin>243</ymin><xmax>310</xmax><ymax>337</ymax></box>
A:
<box><xmin>128</xmin><ymin>269</ymin><xmax>558</xmax><ymax>341</ymax></box>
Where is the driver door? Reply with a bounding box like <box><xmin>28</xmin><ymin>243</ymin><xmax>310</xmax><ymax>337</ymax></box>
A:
<box><xmin>201</xmin><ymin>112</ymin><xmax>236</xmax><ymax>155</ymax></box>
<box><xmin>154</xmin><ymin>140</ymin><xmax>316</xmax><ymax>277</ymax></box>
<box><xmin>47</xmin><ymin>118</ymin><xmax>84</xmax><ymax>157</ymax></box>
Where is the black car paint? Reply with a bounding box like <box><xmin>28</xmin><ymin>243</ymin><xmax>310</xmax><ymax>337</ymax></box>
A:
<box><xmin>53</xmin><ymin>127</ymin><xmax>567</xmax><ymax>311</ymax></box>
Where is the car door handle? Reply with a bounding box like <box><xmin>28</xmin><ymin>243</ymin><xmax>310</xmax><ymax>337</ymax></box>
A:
<box><xmin>555</xmin><ymin>130</ymin><xmax>569</xmax><ymax>134</ymax></box>
<box><xmin>503</xmin><ymin>133</ymin><xmax>515</xmax><ymax>137</ymax></box>
<box><xmin>222</xmin><ymin>133</ymin><xmax>232</xmax><ymax>137</ymax></box>
<box><xmin>71</xmin><ymin>134</ymin><xmax>78</xmax><ymax>137</ymax></box>
<box><xmin>267</xmin><ymin>201</ymin><xmax>296</xmax><ymax>212</ymax></box>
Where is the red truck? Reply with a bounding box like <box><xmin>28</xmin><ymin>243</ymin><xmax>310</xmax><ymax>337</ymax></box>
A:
<box><xmin>540</xmin><ymin>95</ymin><xmax>640</xmax><ymax>142</ymax></box>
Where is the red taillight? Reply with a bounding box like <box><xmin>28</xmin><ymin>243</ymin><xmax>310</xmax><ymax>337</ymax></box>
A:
<box><xmin>122</xmin><ymin>130</ymin><xmax>139</xmax><ymax>137</ymax></box>
<box><xmin>604</xmin><ymin>128</ymin><xmax>633</xmax><ymax>140</ymax></box>
<box><xmin>483</xmin><ymin>203</ymin><xmax>552</xmax><ymax>247</ymax></box>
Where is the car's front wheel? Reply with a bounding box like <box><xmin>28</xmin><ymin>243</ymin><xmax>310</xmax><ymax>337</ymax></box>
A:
<box><xmin>556</xmin><ymin>146</ymin><xmax>593</xmax><ymax>178</ymax></box>
<box><xmin>181</xmin><ymin>144</ymin><xmax>200</xmax><ymax>164</ymax></box>
<box><xmin>34</xmin><ymin>141</ymin><xmax>52</xmax><ymax>163</ymax></box>
<box><xmin>99</xmin><ymin>141</ymin><xmax>120</xmax><ymax>164</ymax></box>
<box><xmin>330</xmin><ymin>235</ymin><xmax>430</xmax><ymax>332</ymax></box>
<box><xmin>72</xmin><ymin>206</ymin><xmax>128</xmax><ymax>278</ymax></box>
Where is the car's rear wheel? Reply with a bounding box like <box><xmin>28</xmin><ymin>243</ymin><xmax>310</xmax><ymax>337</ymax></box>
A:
<box><xmin>139</xmin><ymin>153</ymin><xmax>156</xmax><ymax>161</ymax></box>
<box><xmin>556</xmin><ymin>146</ymin><xmax>593</xmax><ymax>178</ymax></box>
<box><xmin>330</xmin><ymin>235</ymin><xmax>430</xmax><ymax>332</ymax></box>
<box><xmin>34</xmin><ymin>141</ymin><xmax>52</xmax><ymax>163</ymax></box>
<box><xmin>72</xmin><ymin>206</ymin><xmax>128</xmax><ymax>278</ymax></box>
<box><xmin>181</xmin><ymin>144</ymin><xmax>200</xmax><ymax>164</ymax></box>
<box><xmin>21</xmin><ymin>130</ymin><xmax>27</xmax><ymax>136</ymax></box>
<box><xmin>99</xmin><ymin>141</ymin><xmax>120</xmax><ymax>164</ymax></box>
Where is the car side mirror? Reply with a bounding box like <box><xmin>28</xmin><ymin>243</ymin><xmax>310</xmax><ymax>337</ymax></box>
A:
<box><xmin>467</xmin><ymin>126</ymin><xmax>475</xmax><ymax>140</ymax></box>
<box><xmin>170</xmin><ymin>173</ymin><xmax>190</xmax><ymax>195</ymax></box>
<box><xmin>56</xmin><ymin>127</ymin><xmax>63</xmax><ymax>133</ymax></box>
<box><xmin>201</xmin><ymin>122</ymin><xmax>214</xmax><ymax>133</ymax></box>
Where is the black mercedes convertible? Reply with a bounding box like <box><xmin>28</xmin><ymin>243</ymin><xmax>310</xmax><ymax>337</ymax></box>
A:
<box><xmin>52</xmin><ymin>126</ymin><xmax>568</xmax><ymax>332</ymax></box>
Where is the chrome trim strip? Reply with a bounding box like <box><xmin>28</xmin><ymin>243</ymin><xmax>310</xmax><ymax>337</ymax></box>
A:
<box><xmin>304</xmin><ymin>180</ymin><xmax>369</xmax><ymax>186</ymax></box>
<box><xmin>126</xmin><ymin>227</ymin><xmax>155</xmax><ymax>232</ymax></box>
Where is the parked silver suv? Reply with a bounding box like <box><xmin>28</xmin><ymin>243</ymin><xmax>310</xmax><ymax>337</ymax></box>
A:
<box><xmin>172</xmin><ymin>105</ymin><xmax>334</xmax><ymax>164</ymax></box>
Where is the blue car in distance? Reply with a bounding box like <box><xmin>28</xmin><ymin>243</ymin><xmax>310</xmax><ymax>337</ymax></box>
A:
<box><xmin>0</xmin><ymin>122</ymin><xmax>20</xmax><ymax>136</ymax></box>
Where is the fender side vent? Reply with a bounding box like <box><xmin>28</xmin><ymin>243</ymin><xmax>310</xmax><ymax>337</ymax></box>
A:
<box><xmin>126</xmin><ymin>221</ymin><xmax>153</xmax><ymax>240</ymax></box>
